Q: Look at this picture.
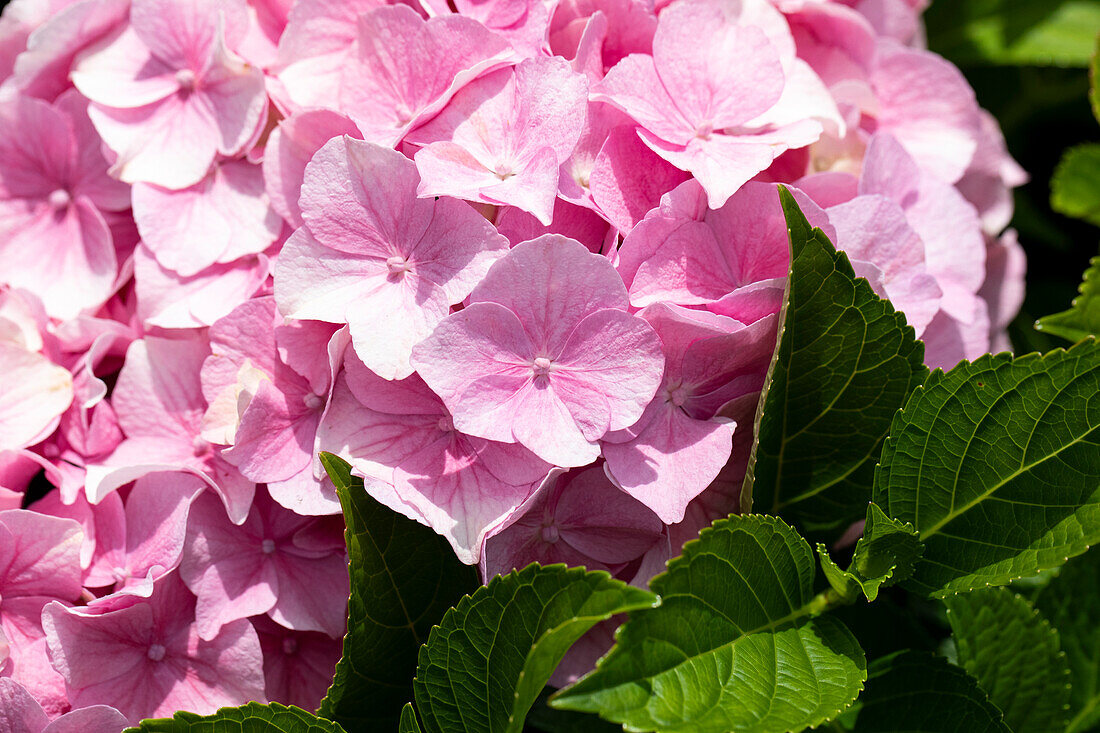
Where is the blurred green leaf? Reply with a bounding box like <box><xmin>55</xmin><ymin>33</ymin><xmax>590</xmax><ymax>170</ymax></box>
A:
<box><xmin>847</xmin><ymin>651</ymin><xmax>1010</xmax><ymax>732</ymax></box>
<box><xmin>317</xmin><ymin>453</ymin><xmax>479</xmax><ymax>730</ymax></box>
<box><xmin>945</xmin><ymin>588</ymin><xmax>1071</xmax><ymax>732</ymax></box>
<box><xmin>1036</xmin><ymin>253</ymin><xmax>1100</xmax><ymax>341</ymax></box>
<box><xmin>553</xmin><ymin>515</ymin><xmax>866</xmax><ymax>733</ymax></box>
<box><xmin>1035</xmin><ymin>551</ymin><xmax>1100</xmax><ymax>733</ymax></box>
<box><xmin>925</xmin><ymin>0</ymin><xmax>1100</xmax><ymax>68</ymax></box>
<box><xmin>1051</xmin><ymin>145</ymin><xmax>1100</xmax><ymax>226</ymax></box>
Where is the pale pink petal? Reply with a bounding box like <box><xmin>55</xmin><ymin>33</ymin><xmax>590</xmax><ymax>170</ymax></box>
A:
<box><xmin>588</xmin><ymin>124</ymin><xmax>689</xmax><ymax>233</ymax></box>
<box><xmin>339</xmin><ymin>6</ymin><xmax>515</xmax><ymax>146</ymax></box>
<box><xmin>0</xmin><ymin>344</ymin><xmax>72</xmax><ymax>452</ymax></box>
<box><xmin>44</xmin><ymin>705</ymin><xmax>129</xmax><ymax>733</ymax></box>
<box><xmin>0</xmin><ymin>678</ymin><xmax>49</xmax><ymax>733</ymax></box>
<box><xmin>133</xmin><ymin>160</ymin><xmax>280</xmax><ymax>277</ymax></box>
<box><xmin>0</xmin><ymin>509</ymin><xmax>83</xmax><ymax>600</ymax></box>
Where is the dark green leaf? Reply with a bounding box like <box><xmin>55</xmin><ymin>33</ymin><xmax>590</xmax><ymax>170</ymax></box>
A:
<box><xmin>316</xmin><ymin>453</ymin><xmax>479</xmax><ymax>730</ymax></box>
<box><xmin>743</xmin><ymin>187</ymin><xmax>927</xmax><ymax>534</ymax></box>
<box><xmin>552</xmin><ymin>515</ymin><xmax>866</xmax><ymax>733</ymax></box>
<box><xmin>413</xmin><ymin>564</ymin><xmax>655</xmax><ymax>733</ymax></box>
<box><xmin>945</xmin><ymin>588</ymin><xmax>1071</xmax><ymax>732</ymax></box>
<box><xmin>1036</xmin><ymin>253</ymin><xmax>1100</xmax><ymax>342</ymax></box>
<box><xmin>818</xmin><ymin>503</ymin><xmax>923</xmax><ymax>602</ymax></box>
<box><xmin>125</xmin><ymin>702</ymin><xmax>347</xmax><ymax>732</ymax></box>
<box><xmin>1051</xmin><ymin>145</ymin><xmax>1100</xmax><ymax>227</ymax></box>
<box><xmin>399</xmin><ymin>704</ymin><xmax>423</xmax><ymax>733</ymax></box>
<box><xmin>1035</xmin><ymin>551</ymin><xmax>1100</xmax><ymax>733</ymax></box>
<box><xmin>874</xmin><ymin>340</ymin><xmax>1100</xmax><ymax>597</ymax></box>
<box><xmin>525</xmin><ymin>687</ymin><xmax>624</xmax><ymax>733</ymax></box>
<box><xmin>925</xmin><ymin>0</ymin><xmax>1100</xmax><ymax>68</ymax></box>
<box><xmin>848</xmin><ymin>651</ymin><xmax>1010</xmax><ymax>732</ymax></box>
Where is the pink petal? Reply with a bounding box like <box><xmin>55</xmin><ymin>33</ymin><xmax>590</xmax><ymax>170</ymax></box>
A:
<box><xmin>0</xmin><ymin>678</ymin><xmax>49</xmax><ymax>733</ymax></box>
<box><xmin>0</xmin><ymin>344</ymin><xmax>73</xmax><ymax>452</ymax></box>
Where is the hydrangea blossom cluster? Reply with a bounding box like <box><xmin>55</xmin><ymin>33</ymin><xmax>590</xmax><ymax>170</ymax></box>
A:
<box><xmin>0</xmin><ymin>0</ymin><xmax>1026</xmax><ymax>723</ymax></box>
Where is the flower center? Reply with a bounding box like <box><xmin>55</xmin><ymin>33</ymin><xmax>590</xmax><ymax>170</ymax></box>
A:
<box><xmin>666</xmin><ymin>384</ymin><xmax>689</xmax><ymax>408</ymax></box>
<box><xmin>437</xmin><ymin>415</ymin><xmax>454</xmax><ymax>433</ymax></box>
<box><xmin>147</xmin><ymin>643</ymin><xmax>167</xmax><ymax>662</ymax></box>
<box><xmin>282</xmin><ymin>638</ymin><xmax>299</xmax><ymax>655</ymax></box>
<box><xmin>532</xmin><ymin>357</ymin><xmax>553</xmax><ymax>377</ymax></box>
<box><xmin>192</xmin><ymin>436</ymin><xmax>211</xmax><ymax>457</ymax></box>
<box><xmin>539</xmin><ymin>524</ymin><xmax>560</xmax><ymax>544</ymax></box>
<box><xmin>694</xmin><ymin>121</ymin><xmax>713</xmax><ymax>139</ymax></box>
<box><xmin>175</xmin><ymin>68</ymin><xmax>196</xmax><ymax>92</ymax></box>
<box><xmin>261</xmin><ymin>538</ymin><xmax>276</xmax><ymax>555</ymax></box>
<box><xmin>47</xmin><ymin>189</ymin><xmax>71</xmax><ymax>210</ymax></box>
<box><xmin>386</xmin><ymin>255</ymin><xmax>411</xmax><ymax>278</ymax></box>
<box><xmin>112</xmin><ymin>566</ymin><xmax>131</xmax><ymax>582</ymax></box>
<box><xmin>303</xmin><ymin>392</ymin><xmax>324</xmax><ymax>411</ymax></box>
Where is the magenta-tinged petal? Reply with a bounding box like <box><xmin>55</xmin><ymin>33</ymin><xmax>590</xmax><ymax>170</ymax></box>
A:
<box><xmin>870</xmin><ymin>43</ymin><xmax>981</xmax><ymax>184</ymax></box>
<box><xmin>589</xmin><ymin>125</ymin><xmax>690</xmax><ymax>233</ymax></box>
<box><xmin>603</xmin><ymin>402</ymin><xmax>734</xmax><ymax>523</ymax></box>
<box><xmin>43</xmin><ymin>705</ymin><xmax>130</xmax><ymax>733</ymax></box>
<box><xmin>0</xmin><ymin>198</ymin><xmax>118</xmax><ymax>320</ymax></box>
<box><xmin>495</xmin><ymin>200</ymin><xmax>614</xmax><ymax>254</ymax></box>
<box><xmin>263</xmin><ymin>110</ymin><xmax>361</xmax><ymax>228</ymax></box>
<box><xmin>43</xmin><ymin>574</ymin><xmax>265</xmax><ymax>723</ymax></box>
<box><xmin>181</xmin><ymin>492</ymin><xmax>276</xmax><ymax>640</ymax></box>
<box><xmin>133</xmin><ymin>245</ymin><xmax>268</xmax><ymax>330</ymax></box>
<box><xmin>0</xmin><ymin>343</ymin><xmax>72</xmax><ymax>452</ymax></box>
<box><xmin>122</xmin><ymin>472</ymin><xmax>204</xmax><ymax>582</ymax></box>
<box><xmin>554</xmin><ymin>308</ymin><xmax>665</xmax><ymax>435</ymax></box>
<box><xmin>129</xmin><ymin>0</ymin><xmax>250</xmax><ymax>71</ymax></box>
<box><xmin>593</xmin><ymin>54</ymin><xmax>692</xmax><ymax>146</ymax></box>
<box><xmin>255</xmin><ymin>617</ymin><xmax>341</xmax><ymax>711</ymax></box>
<box><xmin>411</xmin><ymin>301</ymin><xmax>536</xmax><ymax>446</ymax></box>
<box><xmin>274</xmin><ymin>0</ymin><xmax>387</xmax><ymax>111</ymax></box>
<box><xmin>651</xmin><ymin>0</ymin><xmax>784</xmax><ymax>130</ymax></box>
<box><xmin>0</xmin><ymin>510</ymin><xmax>84</xmax><ymax>601</ymax></box>
<box><xmin>0</xmin><ymin>678</ymin><xmax>49</xmax><ymax>733</ymax></box>
<box><xmin>133</xmin><ymin>160</ymin><xmax>281</xmax><ymax>277</ymax></box>
<box><xmin>223</xmin><ymin>379</ymin><xmax>320</xmax><ymax>483</ymax></box>
<box><xmin>339</xmin><ymin>6</ymin><xmax>515</xmax><ymax>146</ymax></box>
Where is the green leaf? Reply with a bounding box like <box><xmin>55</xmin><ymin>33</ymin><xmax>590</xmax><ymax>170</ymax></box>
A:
<box><xmin>924</xmin><ymin>0</ymin><xmax>1100</xmax><ymax>68</ymax></box>
<box><xmin>526</xmin><ymin>688</ymin><xmax>624</xmax><ymax>733</ymax></box>
<box><xmin>847</xmin><ymin>651</ymin><xmax>1010</xmax><ymax>732</ymax></box>
<box><xmin>316</xmin><ymin>453</ymin><xmax>479</xmax><ymax>730</ymax></box>
<box><xmin>125</xmin><ymin>702</ymin><xmax>347</xmax><ymax>732</ymax></box>
<box><xmin>1036</xmin><ymin>253</ymin><xmax>1100</xmax><ymax>342</ymax></box>
<box><xmin>817</xmin><ymin>503</ymin><xmax>923</xmax><ymax>602</ymax></box>
<box><xmin>874</xmin><ymin>340</ymin><xmax>1100</xmax><ymax>597</ymax></box>
<box><xmin>743</xmin><ymin>186</ymin><xmax>927</xmax><ymax>534</ymax></box>
<box><xmin>399</xmin><ymin>704</ymin><xmax>423</xmax><ymax>733</ymax></box>
<box><xmin>552</xmin><ymin>515</ymin><xmax>866</xmax><ymax>733</ymax></box>
<box><xmin>1035</xmin><ymin>551</ymin><xmax>1100</xmax><ymax>733</ymax></box>
<box><xmin>1051</xmin><ymin>145</ymin><xmax>1100</xmax><ymax>227</ymax></box>
<box><xmin>944</xmin><ymin>588</ymin><xmax>1071</xmax><ymax>733</ymax></box>
<box><xmin>1091</xmin><ymin>32</ymin><xmax>1100</xmax><ymax>122</ymax></box>
<box><xmin>412</xmin><ymin>563</ymin><xmax>656</xmax><ymax>733</ymax></box>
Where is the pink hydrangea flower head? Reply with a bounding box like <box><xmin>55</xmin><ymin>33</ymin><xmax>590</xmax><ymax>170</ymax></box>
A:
<box><xmin>180</xmin><ymin>489</ymin><xmax>349</xmax><ymax>641</ymax></box>
<box><xmin>407</xmin><ymin>56</ymin><xmax>588</xmax><ymax>225</ymax></box>
<box><xmin>0</xmin><ymin>679</ymin><xmax>128</xmax><ymax>733</ymax></box>
<box><xmin>132</xmin><ymin>159</ymin><xmax>281</xmax><ymax>277</ymax></box>
<box><xmin>338</xmin><ymin>5</ymin><xmax>515</xmax><ymax>147</ymax></box>
<box><xmin>594</xmin><ymin>0</ymin><xmax>825</xmax><ymax>208</ymax></box>
<box><xmin>42</xmin><ymin>572</ymin><xmax>266</xmax><ymax>723</ymax></box>
<box><xmin>411</xmin><ymin>235</ymin><xmax>665</xmax><ymax>467</ymax></box>
<box><xmin>318</xmin><ymin>352</ymin><xmax>551</xmax><ymax>563</ymax></box>
<box><xmin>85</xmin><ymin>335</ymin><xmax>256</xmax><ymax>524</ymax></box>
<box><xmin>253</xmin><ymin>616</ymin><xmax>341</xmax><ymax>712</ymax></box>
<box><xmin>602</xmin><ymin>305</ymin><xmax>778</xmax><ymax>523</ymax></box>
<box><xmin>274</xmin><ymin>136</ymin><xmax>509</xmax><ymax>380</ymax></box>
<box><xmin>71</xmin><ymin>0</ymin><xmax>268</xmax><ymax>189</ymax></box>
<box><xmin>0</xmin><ymin>91</ymin><xmax>128</xmax><ymax>319</ymax></box>
<box><xmin>481</xmin><ymin>463</ymin><xmax>665</xmax><ymax>579</ymax></box>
